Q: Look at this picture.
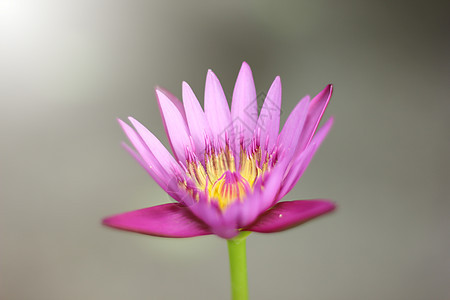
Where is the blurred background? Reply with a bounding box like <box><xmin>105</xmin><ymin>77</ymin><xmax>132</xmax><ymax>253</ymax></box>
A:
<box><xmin>1</xmin><ymin>1</ymin><xmax>449</xmax><ymax>299</ymax></box>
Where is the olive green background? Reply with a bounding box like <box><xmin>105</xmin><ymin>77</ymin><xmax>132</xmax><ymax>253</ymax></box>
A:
<box><xmin>1</xmin><ymin>1</ymin><xmax>449</xmax><ymax>299</ymax></box>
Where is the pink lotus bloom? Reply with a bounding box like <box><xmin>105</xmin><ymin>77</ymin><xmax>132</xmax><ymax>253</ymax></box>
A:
<box><xmin>103</xmin><ymin>62</ymin><xmax>335</xmax><ymax>239</ymax></box>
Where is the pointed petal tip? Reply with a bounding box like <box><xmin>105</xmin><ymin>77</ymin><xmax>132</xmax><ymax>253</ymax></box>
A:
<box><xmin>241</xmin><ymin>61</ymin><xmax>250</xmax><ymax>68</ymax></box>
<box><xmin>327</xmin><ymin>84</ymin><xmax>333</xmax><ymax>94</ymax></box>
<box><xmin>206</xmin><ymin>69</ymin><xmax>219</xmax><ymax>81</ymax></box>
<box><xmin>155</xmin><ymin>86</ymin><xmax>174</xmax><ymax>99</ymax></box>
<box><xmin>311</xmin><ymin>84</ymin><xmax>332</xmax><ymax>105</ymax></box>
<box><xmin>155</xmin><ymin>87</ymin><xmax>176</xmax><ymax>108</ymax></box>
<box><xmin>182</xmin><ymin>81</ymin><xmax>193</xmax><ymax>93</ymax></box>
<box><xmin>155</xmin><ymin>88</ymin><xmax>164</xmax><ymax>98</ymax></box>
<box><xmin>117</xmin><ymin>118</ymin><xmax>129</xmax><ymax>129</ymax></box>
<box><xmin>102</xmin><ymin>216</ymin><xmax>114</xmax><ymax>226</ymax></box>
<box><xmin>322</xmin><ymin>84</ymin><xmax>333</xmax><ymax>97</ymax></box>
<box><xmin>297</xmin><ymin>94</ymin><xmax>311</xmax><ymax>111</ymax></box>
<box><xmin>267</xmin><ymin>76</ymin><xmax>282</xmax><ymax>92</ymax></box>
<box><xmin>239</xmin><ymin>61</ymin><xmax>252</xmax><ymax>74</ymax></box>
<box><xmin>319</xmin><ymin>116</ymin><xmax>334</xmax><ymax>134</ymax></box>
<box><xmin>127</xmin><ymin>116</ymin><xmax>137</xmax><ymax>123</ymax></box>
<box><xmin>315</xmin><ymin>199</ymin><xmax>337</xmax><ymax>210</ymax></box>
<box><xmin>322</xmin><ymin>117</ymin><xmax>335</xmax><ymax>136</ymax></box>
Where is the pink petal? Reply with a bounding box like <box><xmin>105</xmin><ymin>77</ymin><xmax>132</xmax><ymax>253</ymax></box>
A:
<box><xmin>118</xmin><ymin>119</ymin><xmax>167</xmax><ymax>180</ymax></box>
<box><xmin>256</xmin><ymin>76</ymin><xmax>282</xmax><ymax>152</ymax></box>
<box><xmin>237</xmin><ymin>166</ymin><xmax>284</xmax><ymax>228</ymax></box>
<box><xmin>231</xmin><ymin>62</ymin><xmax>257</xmax><ymax>148</ymax></box>
<box><xmin>103</xmin><ymin>203</ymin><xmax>213</xmax><ymax>238</ymax></box>
<box><xmin>182</xmin><ymin>81</ymin><xmax>212</xmax><ymax>158</ymax></box>
<box><xmin>280</xmin><ymin>118</ymin><xmax>334</xmax><ymax>197</ymax></box>
<box><xmin>121</xmin><ymin>142</ymin><xmax>168</xmax><ymax>193</ymax></box>
<box><xmin>155</xmin><ymin>86</ymin><xmax>188</xmax><ymax>124</ymax></box>
<box><xmin>244</xmin><ymin>200</ymin><xmax>336</xmax><ymax>233</ymax></box>
<box><xmin>277</xmin><ymin>95</ymin><xmax>310</xmax><ymax>161</ymax></box>
<box><xmin>128</xmin><ymin>117</ymin><xmax>182</xmax><ymax>174</ymax></box>
<box><xmin>204</xmin><ymin>69</ymin><xmax>232</xmax><ymax>147</ymax></box>
<box><xmin>295</xmin><ymin>84</ymin><xmax>332</xmax><ymax>153</ymax></box>
<box><xmin>156</xmin><ymin>88</ymin><xmax>191</xmax><ymax>163</ymax></box>
<box><xmin>121</xmin><ymin>142</ymin><xmax>187</xmax><ymax>204</ymax></box>
<box><xmin>188</xmin><ymin>193</ymin><xmax>240</xmax><ymax>239</ymax></box>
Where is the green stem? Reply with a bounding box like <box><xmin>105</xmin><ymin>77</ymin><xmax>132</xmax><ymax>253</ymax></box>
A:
<box><xmin>227</xmin><ymin>231</ymin><xmax>251</xmax><ymax>300</ymax></box>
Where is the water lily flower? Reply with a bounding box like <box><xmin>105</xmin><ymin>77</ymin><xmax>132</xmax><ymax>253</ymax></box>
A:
<box><xmin>103</xmin><ymin>62</ymin><xmax>335</xmax><ymax>240</ymax></box>
<box><xmin>103</xmin><ymin>62</ymin><xmax>336</xmax><ymax>299</ymax></box>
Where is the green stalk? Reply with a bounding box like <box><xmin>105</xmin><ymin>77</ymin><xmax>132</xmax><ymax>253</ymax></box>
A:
<box><xmin>227</xmin><ymin>231</ymin><xmax>251</xmax><ymax>300</ymax></box>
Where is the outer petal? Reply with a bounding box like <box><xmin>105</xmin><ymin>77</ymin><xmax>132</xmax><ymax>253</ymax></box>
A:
<box><xmin>128</xmin><ymin>117</ymin><xmax>182</xmax><ymax>174</ymax></box>
<box><xmin>280</xmin><ymin>117</ymin><xmax>334</xmax><ymax>198</ymax></box>
<box><xmin>243</xmin><ymin>200</ymin><xmax>336</xmax><ymax>233</ymax></box>
<box><xmin>256</xmin><ymin>76</ymin><xmax>282</xmax><ymax>153</ymax></box>
<box><xmin>277</xmin><ymin>95</ymin><xmax>310</xmax><ymax>162</ymax></box>
<box><xmin>295</xmin><ymin>84</ymin><xmax>332</xmax><ymax>153</ymax></box>
<box><xmin>118</xmin><ymin>119</ymin><xmax>167</xmax><ymax>180</ymax></box>
<box><xmin>121</xmin><ymin>142</ymin><xmax>168</xmax><ymax>193</ymax></box>
<box><xmin>103</xmin><ymin>203</ymin><xmax>213</xmax><ymax>238</ymax></box>
<box><xmin>156</xmin><ymin>88</ymin><xmax>191</xmax><ymax>163</ymax></box>
<box><xmin>155</xmin><ymin>86</ymin><xmax>188</xmax><ymax>124</ymax></box>
<box><xmin>231</xmin><ymin>62</ymin><xmax>257</xmax><ymax>148</ymax></box>
<box><xmin>182</xmin><ymin>81</ymin><xmax>212</xmax><ymax>158</ymax></box>
<box><xmin>204</xmin><ymin>69</ymin><xmax>232</xmax><ymax>147</ymax></box>
<box><xmin>121</xmin><ymin>140</ymin><xmax>186</xmax><ymax>203</ymax></box>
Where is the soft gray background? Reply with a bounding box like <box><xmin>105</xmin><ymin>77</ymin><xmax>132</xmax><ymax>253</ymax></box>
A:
<box><xmin>1</xmin><ymin>1</ymin><xmax>449</xmax><ymax>299</ymax></box>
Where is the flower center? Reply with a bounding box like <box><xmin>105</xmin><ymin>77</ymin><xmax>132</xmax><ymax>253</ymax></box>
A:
<box><xmin>182</xmin><ymin>136</ymin><xmax>280</xmax><ymax>210</ymax></box>
<box><xmin>210</xmin><ymin>171</ymin><xmax>250</xmax><ymax>209</ymax></box>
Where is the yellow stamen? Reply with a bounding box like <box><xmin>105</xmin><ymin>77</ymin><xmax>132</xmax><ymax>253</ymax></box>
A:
<box><xmin>183</xmin><ymin>141</ymin><xmax>273</xmax><ymax>210</ymax></box>
<box><xmin>210</xmin><ymin>171</ymin><xmax>249</xmax><ymax>209</ymax></box>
